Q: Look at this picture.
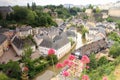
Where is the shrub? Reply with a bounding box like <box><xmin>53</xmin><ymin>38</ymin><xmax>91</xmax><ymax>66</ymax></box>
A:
<box><xmin>97</xmin><ymin>56</ymin><xmax>108</xmax><ymax>66</ymax></box>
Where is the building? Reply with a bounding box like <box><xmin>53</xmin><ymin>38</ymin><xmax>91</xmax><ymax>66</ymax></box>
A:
<box><xmin>0</xmin><ymin>6</ymin><xmax>13</xmax><ymax>19</ymax></box>
<box><xmin>0</xmin><ymin>34</ymin><xmax>9</xmax><ymax>57</ymax></box>
<box><xmin>38</xmin><ymin>34</ymin><xmax>71</xmax><ymax>60</ymax></box>
<box><xmin>108</xmin><ymin>8</ymin><xmax>120</xmax><ymax>17</ymax></box>
<box><xmin>43</xmin><ymin>8</ymin><xmax>51</xmax><ymax>13</ymax></box>
<box><xmin>11</xmin><ymin>36</ymin><xmax>36</xmax><ymax>56</ymax></box>
<box><xmin>85</xmin><ymin>9</ymin><xmax>93</xmax><ymax>16</ymax></box>
<box><xmin>85</xmin><ymin>27</ymin><xmax>106</xmax><ymax>41</ymax></box>
<box><xmin>73</xmin><ymin>38</ymin><xmax>107</xmax><ymax>57</ymax></box>
<box><xmin>101</xmin><ymin>10</ymin><xmax>108</xmax><ymax>19</ymax></box>
<box><xmin>16</xmin><ymin>26</ymin><xmax>32</xmax><ymax>38</ymax></box>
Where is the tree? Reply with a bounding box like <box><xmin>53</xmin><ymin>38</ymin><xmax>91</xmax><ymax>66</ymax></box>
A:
<box><xmin>106</xmin><ymin>17</ymin><xmax>113</xmax><ymax>22</ymax></box>
<box><xmin>82</xmin><ymin>8</ymin><xmax>86</xmax><ymax>12</ymax></box>
<box><xmin>0</xmin><ymin>73</ymin><xmax>9</xmax><ymax>80</ymax></box>
<box><xmin>96</xmin><ymin>7</ymin><xmax>100</xmax><ymax>13</ymax></box>
<box><xmin>31</xmin><ymin>2</ymin><xmax>36</xmax><ymax>11</ymax></box>
<box><xmin>26</xmin><ymin>10</ymin><xmax>36</xmax><ymax>23</ymax></box>
<box><xmin>97</xmin><ymin>56</ymin><xmax>108</xmax><ymax>66</ymax></box>
<box><xmin>69</xmin><ymin>7</ymin><xmax>78</xmax><ymax>16</ymax></box>
<box><xmin>0</xmin><ymin>13</ymin><xmax>2</xmax><ymax>20</ymax></box>
<box><xmin>87</xmin><ymin>53</ymin><xmax>97</xmax><ymax>72</ymax></box>
<box><xmin>3</xmin><ymin>61</ymin><xmax>21</xmax><ymax>79</ymax></box>
<box><xmin>108</xmin><ymin>32</ymin><xmax>120</xmax><ymax>43</ymax></box>
<box><xmin>93</xmin><ymin>7</ymin><xmax>101</xmax><ymax>13</ymax></box>
<box><xmin>13</xmin><ymin>6</ymin><xmax>29</xmax><ymax>21</ymax></box>
<box><xmin>116</xmin><ymin>20</ymin><xmax>120</xmax><ymax>30</ymax></box>
<box><xmin>22</xmin><ymin>47</ymin><xmax>33</xmax><ymax>65</ymax></box>
<box><xmin>109</xmin><ymin>42</ymin><xmax>120</xmax><ymax>58</ymax></box>
<box><xmin>81</xmin><ymin>25</ymin><xmax>88</xmax><ymax>39</ymax></box>
<box><xmin>27</xmin><ymin>3</ymin><xmax>30</xmax><ymax>9</ymax></box>
<box><xmin>88</xmin><ymin>4</ymin><xmax>93</xmax><ymax>9</ymax></box>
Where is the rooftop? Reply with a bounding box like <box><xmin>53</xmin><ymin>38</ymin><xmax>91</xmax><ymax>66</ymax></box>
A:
<box><xmin>0</xmin><ymin>34</ymin><xmax>7</xmax><ymax>45</ymax></box>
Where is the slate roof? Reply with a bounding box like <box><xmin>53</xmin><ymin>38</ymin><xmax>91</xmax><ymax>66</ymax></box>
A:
<box><xmin>16</xmin><ymin>26</ymin><xmax>32</xmax><ymax>31</ymax></box>
<box><xmin>89</xmin><ymin>27</ymin><xmax>106</xmax><ymax>36</ymax></box>
<box><xmin>96</xmin><ymin>25</ymin><xmax>106</xmax><ymax>28</ymax></box>
<box><xmin>12</xmin><ymin>37</ymin><xmax>24</xmax><ymax>49</ymax></box>
<box><xmin>12</xmin><ymin>36</ymin><xmax>35</xmax><ymax>49</ymax></box>
<box><xmin>0</xmin><ymin>6</ymin><xmax>13</xmax><ymax>13</ymax></box>
<box><xmin>0</xmin><ymin>34</ymin><xmax>7</xmax><ymax>45</ymax></box>
<box><xmin>66</xmin><ymin>30</ymin><xmax>76</xmax><ymax>37</ymax></box>
<box><xmin>0</xmin><ymin>28</ymin><xmax>9</xmax><ymax>33</ymax></box>
<box><xmin>39</xmin><ymin>33</ymin><xmax>69</xmax><ymax>50</ymax></box>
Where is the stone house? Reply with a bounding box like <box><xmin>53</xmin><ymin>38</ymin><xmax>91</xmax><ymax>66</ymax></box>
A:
<box><xmin>0</xmin><ymin>34</ymin><xmax>9</xmax><ymax>57</ymax></box>
<box><xmin>0</xmin><ymin>6</ymin><xmax>13</xmax><ymax>19</ymax></box>
<box><xmin>74</xmin><ymin>38</ymin><xmax>107</xmax><ymax>57</ymax></box>
<box><xmin>38</xmin><ymin>34</ymin><xmax>71</xmax><ymax>60</ymax></box>
<box><xmin>16</xmin><ymin>26</ymin><xmax>32</xmax><ymax>38</ymax></box>
<box><xmin>11</xmin><ymin>36</ymin><xmax>36</xmax><ymax>56</ymax></box>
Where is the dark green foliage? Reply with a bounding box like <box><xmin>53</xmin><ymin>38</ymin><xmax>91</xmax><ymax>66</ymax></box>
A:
<box><xmin>0</xmin><ymin>20</ymin><xmax>8</xmax><ymax>28</ymax></box>
<box><xmin>46</xmin><ymin>55</ymin><xmax>58</xmax><ymax>65</ymax></box>
<box><xmin>82</xmin><ymin>8</ymin><xmax>86</xmax><ymax>12</ymax></box>
<box><xmin>31</xmin><ymin>2</ymin><xmax>36</xmax><ymax>11</ymax></box>
<box><xmin>3</xmin><ymin>61</ymin><xmax>21</xmax><ymax>80</ymax></box>
<box><xmin>106</xmin><ymin>17</ymin><xmax>114</xmax><ymax>22</ymax></box>
<box><xmin>87</xmin><ymin>54</ymin><xmax>97</xmax><ymax>72</ymax></box>
<box><xmin>4</xmin><ymin>5</ymin><xmax>57</xmax><ymax>28</ymax></box>
<box><xmin>27</xmin><ymin>3</ymin><xmax>30</xmax><ymax>9</ymax></box>
<box><xmin>93</xmin><ymin>7</ymin><xmax>101</xmax><ymax>13</ymax></box>
<box><xmin>116</xmin><ymin>20</ymin><xmax>120</xmax><ymax>30</ymax></box>
<box><xmin>88</xmin><ymin>4</ymin><xmax>93</xmax><ymax>9</ymax></box>
<box><xmin>0</xmin><ymin>13</ymin><xmax>3</xmax><ymax>20</ymax></box>
<box><xmin>108</xmin><ymin>32</ymin><xmax>120</xmax><ymax>43</ymax></box>
<box><xmin>83</xmin><ymin>15</ymin><xmax>88</xmax><ymax>19</ymax></box>
<box><xmin>69</xmin><ymin>7</ymin><xmax>79</xmax><ymax>16</ymax></box>
<box><xmin>109</xmin><ymin>42</ymin><xmax>120</xmax><ymax>58</ymax></box>
<box><xmin>56</xmin><ymin>8</ymin><xmax>71</xmax><ymax>19</ymax></box>
<box><xmin>97</xmin><ymin>56</ymin><xmax>108</xmax><ymax>66</ymax></box>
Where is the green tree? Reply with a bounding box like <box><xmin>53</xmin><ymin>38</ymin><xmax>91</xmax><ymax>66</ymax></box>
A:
<box><xmin>0</xmin><ymin>13</ymin><xmax>2</xmax><ymax>20</ymax></box>
<box><xmin>27</xmin><ymin>3</ymin><xmax>30</xmax><ymax>9</ymax></box>
<box><xmin>106</xmin><ymin>17</ymin><xmax>113</xmax><ymax>22</ymax></box>
<box><xmin>116</xmin><ymin>20</ymin><xmax>120</xmax><ymax>30</ymax></box>
<box><xmin>88</xmin><ymin>4</ymin><xmax>93</xmax><ymax>9</ymax></box>
<box><xmin>31</xmin><ymin>2</ymin><xmax>36</xmax><ymax>11</ymax></box>
<box><xmin>93</xmin><ymin>7</ymin><xmax>101</xmax><ymax>13</ymax></box>
<box><xmin>82</xmin><ymin>8</ymin><xmax>86</xmax><ymax>12</ymax></box>
<box><xmin>0</xmin><ymin>20</ymin><xmax>8</xmax><ymax>28</ymax></box>
<box><xmin>97</xmin><ymin>56</ymin><xmax>108</xmax><ymax>66</ymax></box>
<box><xmin>108</xmin><ymin>32</ymin><xmax>120</xmax><ymax>43</ymax></box>
<box><xmin>3</xmin><ymin>61</ymin><xmax>21</xmax><ymax>79</ymax></box>
<box><xmin>87</xmin><ymin>53</ymin><xmax>97</xmax><ymax>72</ymax></box>
<box><xmin>96</xmin><ymin>7</ymin><xmax>100</xmax><ymax>13</ymax></box>
<box><xmin>13</xmin><ymin>6</ymin><xmax>29</xmax><ymax>22</ymax></box>
<box><xmin>69</xmin><ymin>7</ymin><xmax>78</xmax><ymax>16</ymax></box>
<box><xmin>26</xmin><ymin>10</ymin><xmax>37</xmax><ymax>23</ymax></box>
<box><xmin>22</xmin><ymin>47</ymin><xmax>33</xmax><ymax>64</ymax></box>
<box><xmin>0</xmin><ymin>73</ymin><xmax>9</xmax><ymax>80</ymax></box>
<box><xmin>109</xmin><ymin>42</ymin><xmax>120</xmax><ymax>58</ymax></box>
<box><xmin>81</xmin><ymin>25</ymin><xmax>88</xmax><ymax>38</ymax></box>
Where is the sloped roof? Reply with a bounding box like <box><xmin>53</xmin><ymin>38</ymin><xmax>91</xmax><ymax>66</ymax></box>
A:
<box><xmin>12</xmin><ymin>37</ymin><xmax>35</xmax><ymax>49</ymax></box>
<box><xmin>39</xmin><ymin>34</ymin><xmax>69</xmax><ymax>50</ymax></box>
<box><xmin>0</xmin><ymin>34</ymin><xmax>7</xmax><ymax>45</ymax></box>
<box><xmin>0</xmin><ymin>6</ymin><xmax>13</xmax><ymax>13</ymax></box>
